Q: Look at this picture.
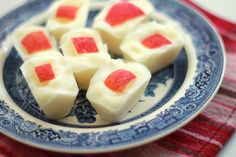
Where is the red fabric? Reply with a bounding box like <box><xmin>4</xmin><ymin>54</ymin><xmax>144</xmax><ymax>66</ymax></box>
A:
<box><xmin>1</xmin><ymin>1</ymin><xmax>236</xmax><ymax>157</ymax></box>
<box><xmin>158</xmin><ymin>130</ymin><xmax>221</xmax><ymax>157</ymax></box>
<box><xmin>182</xmin><ymin>114</ymin><xmax>234</xmax><ymax>144</ymax></box>
<box><xmin>182</xmin><ymin>0</ymin><xmax>236</xmax><ymax>52</ymax></box>
<box><xmin>0</xmin><ymin>144</ymin><xmax>18</xmax><ymax>157</ymax></box>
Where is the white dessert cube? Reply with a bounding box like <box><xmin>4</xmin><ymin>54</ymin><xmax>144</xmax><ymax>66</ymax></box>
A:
<box><xmin>93</xmin><ymin>0</ymin><xmax>154</xmax><ymax>56</ymax></box>
<box><xmin>86</xmin><ymin>59</ymin><xmax>151</xmax><ymax>122</ymax></box>
<box><xmin>20</xmin><ymin>53</ymin><xmax>79</xmax><ymax>120</ymax></box>
<box><xmin>60</xmin><ymin>28</ymin><xmax>111</xmax><ymax>89</ymax></box>
<box><xmin>121</xmin><ymin>22</ymin><xmax>184</xmax><ymax>73</ymax></box>
<box><xmin>46</xmin><ymin>0</ymin><xmax>89</xmax><ymax>41</ymax></box>
<box><xmin>12</xmin><ymin>26</ymin><xmax>57</xmax><ymax>61</ymax></box>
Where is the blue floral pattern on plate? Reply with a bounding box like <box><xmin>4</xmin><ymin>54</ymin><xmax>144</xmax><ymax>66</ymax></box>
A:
<box><xmin>0</xmin><ymin>0</ymin><xmax>224</xmax><ymax>153</ymax></box>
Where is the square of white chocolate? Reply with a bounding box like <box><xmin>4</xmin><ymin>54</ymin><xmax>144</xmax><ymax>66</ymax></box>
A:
<box><xmin>93</xmin><ymin>0</ymin><xmax>154</xmax><ymax>56</ymax></box>
<box><xmin>46</xmin><ymin>0</ymin><xmax>89</xmax><ymax>41</ymax></box>
<box><xmin>20</xmin><ymin>53</ymin><xmax>79</xmax><ymax>120</ymax></box>
<box><xmin>12</xmin><ymin>26</ymin><xmax>58</xmax><ymax>61</ymax></box>
<box><xmin>86</xmin><ymin>59</ymin><xmax>151</xmax><ymax>122</ymax></box>
<box><xmin>121</xmin><ymin>22</ymin><xmax>184</xmax><ymax>73</ymax></box>
<box><xmin>60</xmin><ymin>28</ymin><xmax>111</xmax><ymax>89</ymax></box>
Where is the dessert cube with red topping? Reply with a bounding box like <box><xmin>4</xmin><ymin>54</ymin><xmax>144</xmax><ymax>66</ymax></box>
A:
<box><xmin>12</xmin><ymin>26</ymin><xmax>57</xmax><ymax>61</ymax></box>
<box><xmin>60</xmin><ymin>28</ymin><xmax>111</xmax><ymax>89</ymax></box>
<box><xmin>121</xmin><ymin>22</ymin><xmax>184</xmax><ymax>73</ymax></box>
<box><xmin>20</xmin><ymin>53</ymin><xmax>79</xmax><ymax>120</ymax></box>
<box><xmin>46</xmin><ymin>0</ymin><xmax>89</xmax><ymax>41</ymax></box>
<box><xmin>86</xmin><ymin>59</ymin><xmax>151</xmax><ymax>122</ymax></box>
<box><xmin>93</xmin><ymin>0</ymin><xmax>154</xmax><ymax>56</ymax></box>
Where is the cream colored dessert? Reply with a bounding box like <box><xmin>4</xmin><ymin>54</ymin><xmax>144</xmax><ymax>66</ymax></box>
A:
<box><xmin>121</xmin><ymin>22</ymin><xmax>184</xmax><ymax>73</ymax></box>
<box><xmin>12</xmin><ymin>26</ymin><xmax>57</xmax><ymax>61</ymax></box>
<box><xmin>46</xmin><ymin>0</ymin><xmax>89</xmax><ymax>41</ymax></box>
<box><xmin>93</xmin><ymin>0</ymin><xmax>154</xmax><ymax>56</ymax></box>
<box><xmin>20</xmin><ymin>53</ymin><xmax>79</xmax><ymax>120</ymax></box>
<box><xmin>60</xmin><ymin>28</ymin><xmax>111</xmax><ymax>89</ymax></box>
<box><xmin>86</xmin><ymin>59</ymin><xmax>151</xmax><ymax>122</ymax></box>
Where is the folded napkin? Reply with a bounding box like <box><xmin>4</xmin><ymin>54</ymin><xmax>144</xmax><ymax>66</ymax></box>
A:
<box><xmin>1</xmin><ymin>1</ymin><xmax>236</xmax><ymax>157</ymax></box>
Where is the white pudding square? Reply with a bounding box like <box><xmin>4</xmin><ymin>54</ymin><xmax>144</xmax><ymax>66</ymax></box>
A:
<box><xmin>60</xmin><ymin>28</ymin><xmax>111</xmax><ymax>89</ymax></box>
<box><xmin>121</xmin><ymin>22</ymin><xmax>184</xmax><ymax>73</ymax></box>
<box><xmin>20</xmin><ymin>53</ymin><xmax>79</xmax><ymax>120</ymax></box>
<box><xmin>46</xmin><ymin>0</ymin><xmax>89</xmax><ymax>41</ymax></box>
<box><xmin>12</xmin><ymin>26</ymin><xmax>58</xmax><ymax>61</ymax></box>
<box><xmin>86</xmin><ymin>59</ymin><xmax>151</xmax><ymax>122</ymax></box>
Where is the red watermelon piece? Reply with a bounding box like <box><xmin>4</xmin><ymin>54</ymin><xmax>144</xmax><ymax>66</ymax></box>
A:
<box><xmin>34</xmin><ymin>63</ymin><xmax>55</xmax><ymax>82</ymax></box>
<box><xmin>21</xmin><ymin>31</ymin><xmax>52</xmax><ymax>54</ymax></box>
<box><xmin>142</xmin><ymin>34</ymin><xmax>172</xmax><ymax>49</ymax></box>
<box><xmin>104</xmin><ymin>69</ymin><xmax>136</xmax><ymax>92</ymax></box>
<box><xmin>105</xmin><ymin>1</ymin><xmax>144</xmax><ymax>26</ymax></box>
<box><xmin>72</xmin><ymin>37</ymin><xmax>99</xmax><ymax>53</ymax></box>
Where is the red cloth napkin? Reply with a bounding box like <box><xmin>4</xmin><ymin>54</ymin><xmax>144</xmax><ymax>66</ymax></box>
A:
<box><xmin>1</xmin><ymin>1</ymin><xmax>236</xmax><ymax>157</ymax></box>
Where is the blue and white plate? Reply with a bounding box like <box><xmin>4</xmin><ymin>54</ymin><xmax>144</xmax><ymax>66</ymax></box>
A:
<box><xmin>0</xmin><ymin>0</ymin><xmax>225</xmax><ymax>154</ymax></box>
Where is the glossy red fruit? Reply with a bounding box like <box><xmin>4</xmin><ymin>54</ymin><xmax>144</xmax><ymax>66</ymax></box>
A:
<box><xmin>142</xmin><ymin>34</ymin><xmax>172</xmax><ymax>49</ymax></box>
<box><xmin>56</xmin><ymin>5</ymin><xmax>79</xmax><ymax>20</ymax></box>
<box><xmin>72</xmin><ymin>37</ymin><xmax>99</xmax><ymax>53</ymax></box>
<box><xmin>34</xmin><ymin>63</ymin><xmax>55</xmax><ymax>82</ymax></box>
<box><xmin>105</xmin><ymin>1</ymin><xmax>144</xmax><ymax>26</ymax></box>
<box><xmin>104</xmin><ymin>69</ymin><xmax>136</xmax><ymax>92</ymax></box>
<box><xmin>21</xmin><ymin>31</ymin><xmax>52</xmax><ymax>54</ymax></box>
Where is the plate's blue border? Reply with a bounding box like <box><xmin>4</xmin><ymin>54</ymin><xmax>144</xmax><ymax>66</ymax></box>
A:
<box><xmin>0</xmin><ymin>0</ymin><xmax>225</xmax><ymax>153</ymax></box>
